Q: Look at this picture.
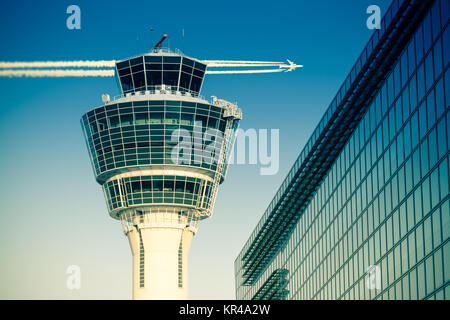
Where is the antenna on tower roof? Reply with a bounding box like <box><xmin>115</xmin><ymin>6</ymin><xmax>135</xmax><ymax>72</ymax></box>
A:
<box><xmin>149</xmin><ymin>27</ymin><xmax>154</xmax><ymax>50</ymax></box>
<box><xmin>136</xmin><ymin>35</ymin><xmax>140</xmax><ymax>54</ymax></box>
<box><xmin>182</xmin><ymin>29</ymin><xmax>185</xmax><ymax>54</ymax></box>
<box><xmin>153</xmin><ymin>34</ymin><xmax>167</xmax><ymax>50</ymax></box>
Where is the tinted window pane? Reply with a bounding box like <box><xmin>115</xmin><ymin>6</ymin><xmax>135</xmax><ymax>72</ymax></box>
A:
<box><xmin>147</xmin><ymin>71</ymin><xmax>161</xmax><ymax>86</ymax></box>
<box><xmin>147</xmin><ymin>63</ymin><xmax>162</xmax><ymax>70</ymax></box>
<box><xmin>182</xmin><ymin>58</ymin><xmax>194</xmax><ymax>67</ymax></box>
<box><xmin>163</xmin><ymin>71</ymin><xmax>179</xmax><ymax>87</ymax></box>
<box><xmin>179</xmin><ymin>72</ymin><xmax>191</xmax><ymax>91</ymax></box>
<box><xmin>190</xmin><ymin>76</ymin><xmax>202</xmax><ymax>92</ymax></box>
<box><xmin>144</xmin><ymin>56</ymin><xmax>162</xmax><ymax>63</ymax></box>
<box><xmin>132</xmin><ymin>71</ymin><xmax>145</xmax><ymax>88</ymax></box>
<box><xmin>163</xmin><ymin>63</ymin><xmax>180</xmax><ymax>71</ymax></box>
<box><xmin>130</xmin><ymin>57</ymin><xmax>143</xmax><ymax>65</ymax></box>
<box><xmin>116</xmin><ymin>60</ymin><xmax>129</xmax><ymax>69</ymax></box>
<box><xmin>163</xmin><ymin>56</ymin><xmax>180</xmax><ymax>63</ymax></box>
<box><xmin>120</xmin><ymin>75</ymin><xmax>133</xmax><ymax>92</ymax></box>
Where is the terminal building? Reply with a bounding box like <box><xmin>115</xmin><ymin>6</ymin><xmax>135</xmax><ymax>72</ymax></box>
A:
<box><xmin>235</xmin><ymin>0</ymin><xmax>449</xmax><ymax>300</ymax></box>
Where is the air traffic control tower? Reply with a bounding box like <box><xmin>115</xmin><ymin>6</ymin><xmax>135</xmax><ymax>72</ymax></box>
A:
<box><xmin>81</xmin><ymin>35</ymin><xmax>301</xmax><ymax>299</ymax></box>
<box><xmin>81</xmin><ymin>37</ymin><xmax>242</xmax><ymax>300</ymax></box>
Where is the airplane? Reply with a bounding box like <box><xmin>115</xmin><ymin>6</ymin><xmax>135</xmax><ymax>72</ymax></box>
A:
<box><xmin>280</xmin><ymin>59</ymin><xmax>303</xmax><ymax>72</ymax></box>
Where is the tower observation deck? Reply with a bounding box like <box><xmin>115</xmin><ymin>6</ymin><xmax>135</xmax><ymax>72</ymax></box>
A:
<box><xmin>80</xmin><ymin>38</ymin><xmax>300</xmax><ymax>299</ymax></box>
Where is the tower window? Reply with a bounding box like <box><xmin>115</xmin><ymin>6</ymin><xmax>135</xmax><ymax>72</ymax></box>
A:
<box><xmin>178</xmin><ymin>240</ymin><xmax>183</xmax><ymax>288</ymax></box>
<box><xmin>139</xmin><ymin>232</ymin><xmax>144</xmax><ymax>288</ymax></box>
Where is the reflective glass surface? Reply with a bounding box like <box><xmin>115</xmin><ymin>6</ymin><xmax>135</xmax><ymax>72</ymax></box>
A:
<box><xmin>236</xmin><ymin>0</ymin><xmax>449</xmax><ymax>300</ymax></box>
<box><xmin>81</xmin><ymin>100</ymin><xmax>229</xmax><ymax>182</ymax></box>
<box><xmin>104</xmin><ymin>175</ymin><xmax>214</xmax><ymax>213</ymax></box>
<box><xmin>116</xmin><ymin>55</ymin><xmax>206</xmax><ymax>94</ymax></box>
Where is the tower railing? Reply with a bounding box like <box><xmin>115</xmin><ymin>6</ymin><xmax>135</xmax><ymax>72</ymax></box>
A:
<box><xmin>110</xmin><ymin>85</ymin><xmax>206</xmax><ymax>103</ymax></box>
<box><xmin>148</xmin><ymin>47</ymin><xmax>185</xmax><ymax>56</ymax></box>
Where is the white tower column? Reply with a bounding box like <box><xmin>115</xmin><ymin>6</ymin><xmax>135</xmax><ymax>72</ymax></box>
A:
<box><xmin>124</xmin><ymin>211</ymin><xmax>197</xmax><ymax>300</ymax></box>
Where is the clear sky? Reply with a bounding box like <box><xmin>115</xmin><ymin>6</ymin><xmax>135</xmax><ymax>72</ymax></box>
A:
<box><xmin>0</xmin><ymin>0</ymin><xmax>392</xmax><ymax>299</ymax></box>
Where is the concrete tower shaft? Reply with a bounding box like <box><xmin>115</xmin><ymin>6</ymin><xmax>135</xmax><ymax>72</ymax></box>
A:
<box><xmin>121</xmin><ymin>208</ymin><xmax>198</xmax><ymax>299</ymax></box>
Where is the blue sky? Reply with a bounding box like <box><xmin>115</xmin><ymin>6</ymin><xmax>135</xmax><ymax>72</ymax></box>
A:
<box><xmin>0</xmin><ymin>0</ymin><xmax>392</xmax><ymax>299</ymax></box>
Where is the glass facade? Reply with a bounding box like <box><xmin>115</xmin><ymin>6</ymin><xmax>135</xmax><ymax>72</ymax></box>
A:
<box><xmin>116</xmin><ymin>55</ymin><xmax>206</xmax><ymax>94</ymax></box>
<box><xmin>103</xmin><ymin>174</ymin><xmax>214</xmax><ymax>213</ymax></box>
<box><xmin>236</xmin><ymin>0</ymin><xmax>449</xmax><ymax>300</ymax></box>
<box><xmin>81</xmin><ymin>99</ymin><xmax>229</xmax><ymax>183</ymax></box>
<box><xmin>81</xmin><ymin>95</ymin><xmax>240</xmax><ymax>219</ymax></box>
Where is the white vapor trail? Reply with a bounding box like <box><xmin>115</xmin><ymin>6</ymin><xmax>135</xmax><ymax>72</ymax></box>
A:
<box><xmin>205</xmin><ymin>63</ymin><xmax>283</xmax><ymax>67</ymax></box>
<box><xmin>0</xmin><ymin>69</ymin><xmax>115</xmax><ymax>77</ymax></box>
<box><xmin>0</xmin><ymin>60</ymin><xmax>116</xmax><ymax>68</ymax></box>
<box><xmin>0</xmin><ymin>59</ymin><xmax>300</xmax><ymax>76</ymax></box>
<box><xmin>204</xmin><ymin>59</ymin><xmax>302</xmax><ymax>73</ymax></box>
<box><xmin>206</xmin><ymin>69</ymin><xmax>285</xmax><ymax>74</ymax></box>
<box><xmin>202</xmin><ymin>60</ymin><xmax>283</xmax><ymax>64</ymax></box>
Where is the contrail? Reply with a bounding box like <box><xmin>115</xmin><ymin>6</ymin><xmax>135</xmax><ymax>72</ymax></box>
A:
<box><xmin>0</xmin><ymin>69</ymin><xmax>115</xmax><ymax>77</ymax></box>
<box><xmin>206</xmin><ymin>69</ymin><xmax>285</xmax><ymax>74</ymax></box>
<box><xmin>0</xmin><ymin>60</ymin><xmax>281</xmax><ymax>69</ymax></box>
<box><xmin>204</xmin><ymin>59</ymin><xmax>302</xmax><ymax>73</ymax></box>
<box><xmin>1</xmin><ymin>68</ymin><xmax>292</xmax><ymax>77</ymax></box>
<box><xmin>202</xmin><ymin>60</ymin><xmax>284</xmax><ymax>64</ymax></box>
<box><xmin>0</xmin><ymin>60</ymin><xmax>116</xmax><ymax>68</ymax></box>
<box><xmin>205</xmin><ymin>63</ymin><xmax>283</xmax><ymax>67</ymax></box>
<box><xmin>0</xmin><ymin>59</ymin><xmax>301</xmax><ymax>76</ymax></box>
